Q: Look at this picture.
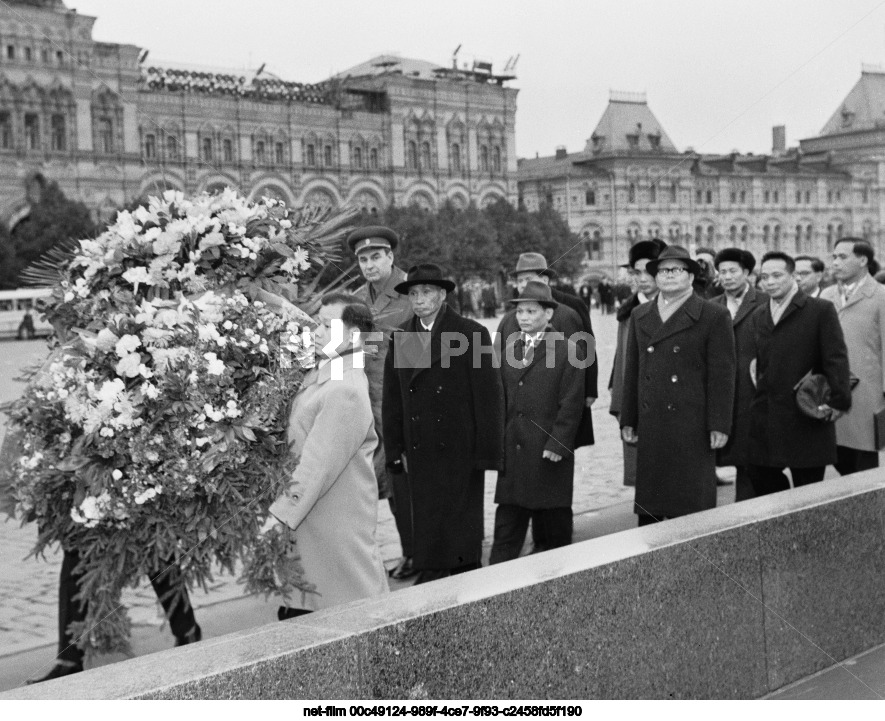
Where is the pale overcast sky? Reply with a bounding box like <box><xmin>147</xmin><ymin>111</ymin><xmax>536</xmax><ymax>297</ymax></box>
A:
<box><xmin>68</xmin><ymin>0</ymin><xmax>885</xmax><ymax>158</ymax></box>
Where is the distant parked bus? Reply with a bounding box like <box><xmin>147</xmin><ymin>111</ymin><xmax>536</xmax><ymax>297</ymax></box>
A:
<box><xmin>0</xmin><ymin>288</ymin><xmax>53</xmax><ymax>339</ymax></box>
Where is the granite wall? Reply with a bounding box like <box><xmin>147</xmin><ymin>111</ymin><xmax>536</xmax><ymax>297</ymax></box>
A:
<box><xmin>6</xmin><ymin>469</ymin><xmax>885</xmax><ymax>699</ymax></box>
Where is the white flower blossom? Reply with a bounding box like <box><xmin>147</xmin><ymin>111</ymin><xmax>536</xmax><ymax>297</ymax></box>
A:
<box><xmin>115</xmin><ymin>334</ymin><xmax>141</xmax><ymax>357</ymax></box>
<box><xmin>203</xmin><ymin>352</ymin><xmax>225</xmax><ymax>376</ymax></box>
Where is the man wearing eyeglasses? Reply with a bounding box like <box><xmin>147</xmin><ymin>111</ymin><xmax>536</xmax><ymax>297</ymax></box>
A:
<box><xmin>620</xmin><ymin>246</ymin><xmax>735</xmax><ymax>526</ymax></box>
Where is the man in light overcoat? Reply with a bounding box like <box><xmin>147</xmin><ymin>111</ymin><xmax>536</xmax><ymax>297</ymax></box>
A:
<box><xmin>821</xmin><ymin>238</ymin><xmax>885</xmax><ymax>475</ymax></box>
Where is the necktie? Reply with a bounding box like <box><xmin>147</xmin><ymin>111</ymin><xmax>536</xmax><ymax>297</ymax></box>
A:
<box><xmin>521</xmin><ymin>333</ymin><xmax>535</xmax><ymax>367</ymax></box>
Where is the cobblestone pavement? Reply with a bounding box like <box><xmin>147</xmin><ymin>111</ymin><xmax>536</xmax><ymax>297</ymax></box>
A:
<box><xmin>0</xmin><ymin>309</ymin><xmax>641</xmax><ymax>659</ymax></box>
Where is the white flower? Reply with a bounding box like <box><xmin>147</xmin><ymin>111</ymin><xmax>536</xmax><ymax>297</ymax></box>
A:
<box><xmin>279</xmin><ymin>219</ymin><xmax>292</xmax><ymax>229</ymax></box>
<box><xmin>198</xmin><ymin>231</ymin><xmax>226</xmax><ymax>251</ymax></box>
<box><xmin>141</xmin><ymin>382</ymin><xmax>159</xmax><ymax>400</ymax></box>
<box><xmin>115</xmin><ymin>353</ymin><xmax>143</xmax><ymax>379</ymax></box>
<box><xmin>292</xmin><ymin>247</ymin><xmax>310</xmax><ymax>270</ymax></box>
<box><xmin>115</xmin><ymin>334</ymin><xmax>141</xmax><ymax>357</ymax></box>
<box><xmin>122</xmin><ymin>266</ymin><xmax>155</xmax><ymax>291</ymax></box>
<box><xmin>112</xmin><ymin>469</ymin><xmax>123</xmax><ymax>480</ymax></box>
<box><xmin>100</xmin><ymin>427</ymin><xmax>115</xmax><ymax>437</ymax></box>
<box><xmin>194</xmin><ymin>436</ymin><xmax>211</xmax><ymax>447</ymax></box>
<box><xmin>95</xmin><ymin>378</ymin><xmax>126</xmax><ymax>403</ymax></box>
<box><xmin>202</xmin><ymin>403</ymin><xmax>225</xmax><ymax>422</ymax></box>
<box><xmin>223</xmin><ymin>320</ymin><xmax>233</xmax><ymax>330</ymax></box>
<box><xmin>203</xmin><ymin>352</ymin><xmax>225</xmax><ymax>376</ymax></box>
<box><xmin>96</xmin><ymin>328</ymin><xmax>120</xmax><ymax>353</ymax></box>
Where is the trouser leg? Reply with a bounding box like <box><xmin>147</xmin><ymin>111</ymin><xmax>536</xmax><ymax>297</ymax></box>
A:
<box><xmin>489</xmin><ymin>504</ymin><xmax>531</xmax><ymax>565</ymax></box>
<box><xmin>637</xmin><ymin>513</ymin><xmax>664</xmax><ymax>527</ymax></box>
<box><xmin>57</xmin><ymin>549</ymin><xmax>86</xmax><ymax>666</ymax></box>
<box><xmin>622</xmin><ymin>441</ymin><xmax>637</xmax><ymax>487</ymax></box>
<box><xmin>834</xmin><ymin>445</ymin><xmax>880</xmax><ymax>476</ymax></box>
<box><xmin>530</xmin><ymin>507</ymin><xmax>573</xmax><ymax>552</ymax></box>
<box><xmin>789</xmin><ymin>466</ymin><xmax>826</xmax><ymax>487</ymax></box>
<box><xmin>749</xmin><ymin>465</ymin><xmax>790</xmax><ymax>497</ymax></box>
<box><xmin>148</xmin><ymin>559</ymin><xmax>196</xmax><ymax>638</ymax></box>
<box><xmin>734</xmin><ymin>465</ymin><xmax>754</xmax><ymax>502</ymax></box>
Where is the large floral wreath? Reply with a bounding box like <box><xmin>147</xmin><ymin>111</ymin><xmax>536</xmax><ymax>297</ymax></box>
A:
<box><xmin>1</xmin><ymin>188</ymin><xmax>356</xmax><ymax>656</ymax></box>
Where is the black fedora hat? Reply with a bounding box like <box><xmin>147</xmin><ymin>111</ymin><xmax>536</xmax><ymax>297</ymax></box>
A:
<box><xmin>646</xmin><ymin>245</ymin><xmax>702</xmax><ymax>277</ymax></box>
<box><xmin>394</xmin><ymin>263</ymin><xmax>456</xmax><ymax>294</ymax></box>
<box><xmin>508</xmin><ymin>280</ymin><xmax>559</xmax><ymax>309</ymax></box>
<box><xmin>346</xmin><ymin>226</ymin><xmax>399</xmax><ymax>255</ymax></box>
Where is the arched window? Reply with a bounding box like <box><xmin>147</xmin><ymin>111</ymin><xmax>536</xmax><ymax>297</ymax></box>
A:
<box><xmin>585</xmin><ymin>189</ymin><xmax>595</xmax><ymax>206</ymax></box>
<box><xmin>369</xmin><ymin>147</ymin><xmax>379</xmax><ymax>170</ymax></box>
<box><xmin>223</xmin><ymin>138</ymin><xmax>233</xmax><ymax>162</ymax></box>
<box><xmin>51</xmin><ymin>115</ymin><xmax>66</xmax><ymax>151</ymax></box>
<box><xmin>730</xmin><ymin>225</ymin><xmax>737</xmax><ymax>243</ymax></box>
<box><xmin>202</xmin><ymin>136</ymin><xmax>214</xmax><ymax>162</ymax></box>
<box><xmin>628</xmin><ymin>183</ymin><xmax>636</xmax><ymax>203</ymax></box>
<box><xmin>143</xmin><ymin>133</ymin><xmax>156</xmax><ymax>160</ymax></box>
<box><xmin>707</xmin><ymin>225</ymin><xmax>714</xmax><ymax>243</ymax></box>
<box><xmin>407</xmin><ymin>140</ymin><xmax>417</xmax><ymax>170</ymax></box>
<box><xmin>493</xmin><ymin>145</ymin><xmax>502</xmax><ymax>172</ymax></box>
<box><xmin>0</xmin><ymin>112</ymin><xmax>11</xmax><ymax>149</ymax></box>
<box><xmin>352</xmin><ymin>146</ymin><xmax>362</xmax><ymax>169</ymax></box>
<box><xmin>480</xmin><ymin>145</ymin><xmax>489</xmax><ymax>172</ymax></box>
<box><xmin>451</xmin><ymin>143</ymin><xmax>461</xmax><ymax>172</ymax></box>
<box><xmin>323</xmin><ymin>144</ymin><xmax>333</xmax><ymax>167</ymax></box>
<box><xmin>420</xmin><ymin>141</ymin><xmax>431</xmax><ymax>170</ymax></box>
<box><xmin>275</xmin><ymin>142</ymin><xmax>284</xmax><ymax>165</ymax></box>
<box><xmin>670</xmin><ymin>182</ymin><xmax>678</xmax><ymax>203</ymax></box>
<box><xmin>649</xmin><ymin>183</ymin><xmax>656</xmax><ymax>204</ymax></box>
<box><xmin>254</xmin><ymin>140</ymin><xmax>265</xmax><ymax>165</ymax></box>
<box><xmin>166</xmin><ymin>134</ymin><xmax>179</xmax><ymax>159</ymax></box>
<box><xmin>306</xmin><ymin>144</ymin><xmax>316</xmax><ymax>167</ymax></box>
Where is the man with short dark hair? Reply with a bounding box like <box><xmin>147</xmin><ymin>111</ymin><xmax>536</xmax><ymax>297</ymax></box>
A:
<box><xmin>794</xmin><ymin>256</ymin><xmax>825</xmax><ymax>298</ymax></box>
<box><xmin>748</xmin><ymin>251</ymin><xmax>852</xmax><ymax>496</ymax></box>
<box><xmin>347</xmin><ymin>226</ymin><xmax>416</xmax><ymax>580</ymax></box>
<box><xmin>713</xmin><ymin>248</ymin><xmax>768</xmax><ymax>501</ymax></box>
<box><xmin>383</xmin><ymin>264</ymin><xmax>504</xmax><ymax>584</ymax></box>
<box><xmin>821</xmin><ymin>238</ymin><xmax>885</xmax><ymax>475</ymax></box>
<box><xmin>621</xmin><ymin>246</ymin><xmax>735</xmax><ymax>525</ymax></box>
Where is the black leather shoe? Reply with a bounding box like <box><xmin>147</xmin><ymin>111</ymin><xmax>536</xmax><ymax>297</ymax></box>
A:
<box><xmin>389</xmin><ymin>556</ymin><xmax>418</xmax><ymax>580</ymax></box>
<box><xmin>26</xmin><ymin>662</ymin><xmax>83</xmax><ymax>684</ymax></box>
<box><xmin>174</xmin><ymin>623</ymin><xmax>202</xmax><ymax>647</ymax></box>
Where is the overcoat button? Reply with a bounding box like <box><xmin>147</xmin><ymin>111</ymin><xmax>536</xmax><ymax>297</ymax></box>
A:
<box><xmin>673</xmin><ymin>346</ymin><xmax>680</xmax><ymax>353</ymax></box>
<box><xmin>645</xmin><ymin>375</ymin><xmax>651</xmax><ymax>381</ymax></box>
<box><xmin>667</xmin><ymin>404</ymin><xmax>675</xmax><ymax>411</ymax></box>
<box><xmin>647</xmin><ymin>346</ymin><xmax>655</xmax><ymax>353</ymax></box>
<box><xmin>518</xmin><ymin>381</ymin><xmax>524</xmax><ymax>386</ymax></box>
<box><xmin>438</xmin><ymin>442</ymin><xmax>445</xmax><ymax>450</ymax></box>
<box><xmin>516</xmin><ymin>444</ymin><xmax>522</xmax><ymax>450</ymax></box>
<box><xmin>671</xmin><ymin>375</ymin><xmax>678</xmax><ymax>382</ymax></box>
<box><xmin>642</xmin><ymin>403</ymin><xmax>649</xmax><ymax>410</ymax></box>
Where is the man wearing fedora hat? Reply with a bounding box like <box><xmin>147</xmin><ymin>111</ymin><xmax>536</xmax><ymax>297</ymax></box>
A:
<box><xmin>498</xmin><ymin>252</ymin><xmax>597</xmax><ymax>448</ymax></box>
<box><xmin>383</xmin><ymin>263</ymin><xmax>504</xmax><ymax>584</ymax></box>
<box><xmin>621</xmin><ymin>245</ymin><xmax>736</xmax><ymax>525</ymax></box>
<box><xmin>347</xmin><ymin>226</ymin><xmax>416</xmax><ymax>580</ymax></box>
<box><xmin>490</xmin><ymin>281</ymin><xmax>584</xmax><ymax>563</ymax></box>
<box><xmin>712</xmin><ymin>248</ymin><xmax>769</xmax><ymax>501</ymax></box>
<box><xmin>609</xmin><ymin>239</ymin><xmax>666</xmax><ymax>487</ymax></box>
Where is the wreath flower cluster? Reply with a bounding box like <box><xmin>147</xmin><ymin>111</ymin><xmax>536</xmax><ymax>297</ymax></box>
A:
<box><xmin>1</xmin><ymin>189</ymin><xmax>355</xmax><ymax>655</ymax></box>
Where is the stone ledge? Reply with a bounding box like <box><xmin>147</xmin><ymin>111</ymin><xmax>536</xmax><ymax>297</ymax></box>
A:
<box><xmin>5</xmin><ymin>470</ymin><xmax>885</xmax><ymax>699</ymax></box>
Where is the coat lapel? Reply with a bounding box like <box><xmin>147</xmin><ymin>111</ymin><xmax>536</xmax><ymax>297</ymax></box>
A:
<box><xmin>409</xmin><ymin>304</ymin><xmax>450</xmax><ymax>384</ymax></box>
<box><xmin>841</xmin><ymin>275</ymin><xmax>875</xmax><ymax>312</ymax></box>
<box><xmin>733</xmin><ymin>285</ymin><xmax>760</xmax><ymax>327</ymax></box>
<box><xmin>647</xmin><ymin>294</ymin><xmax>703</xmax><ymax>344</ymax></box>
<box><xmin>772</xmin><ymin>290</ymin><xmax>807</xmax><ymax>328</ymax></box>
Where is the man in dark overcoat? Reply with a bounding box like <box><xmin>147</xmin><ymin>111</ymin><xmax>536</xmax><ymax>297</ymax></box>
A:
<box><xmin>621</xmin><ymin>246</ymin><xmax>736</xmax><ymax>525</ymax></box>
<box><xmin>490</xmin><ymin>281</ymin><xmax>584</xmax><ymax>564</ymax></box>
<box><xmin>748</xmin><ymin>251</ymin><xmax>852</xmax><ymax>495</ymax></box>
<box><xmin>382</xmin><ymin>264</ymin><xmax>504</xmax><ymax>584</ymax></box>
<box><xmin>347</xmin><ymin>226</ymin><xmax>416</xmax><ymax>580</ymax></box>
<box><xmin>497</xmin><ymin>252</ymin><xmax>597</xmax><ymax>446</ymax></box>
<box><xmin>712</xmin><ymin>248</ymin><xmax>769</xmax><ymax>502</ymax></box>
<box><xmin>609</xmin><ymin>239</ymin><xmax>666</xmax><ymax>487</ymax></box>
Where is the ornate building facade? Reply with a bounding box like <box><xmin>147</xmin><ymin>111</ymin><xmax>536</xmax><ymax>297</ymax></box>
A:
<box><xmin>518</xmin><ymin>77</ymin><xmax>885</xmax><ymax>276</ymax></box>
<box><xmin>0</xmin><ymin>0</ymin><xmax>517</xmax><ymax>226</ymax></box>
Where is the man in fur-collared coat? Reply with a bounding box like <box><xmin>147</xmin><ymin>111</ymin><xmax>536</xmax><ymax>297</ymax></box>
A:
<box><xmin>490</xmin><ymin>281</ymin><xmax>584</xmax><ymax>564</ymax></box>
<box><xmin>383</xmin><ymin>264</ymin><xmax>504</xmax><ymax>584</ymax></box>
<box><xmin>621</xmin><ymin>246</ymin><xmax>735</xmax><ymax>525</ymax></box>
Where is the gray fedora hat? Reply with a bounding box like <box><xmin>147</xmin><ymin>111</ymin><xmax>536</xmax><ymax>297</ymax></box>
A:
<box><xmin>509</xmin><ymin>252</ymin><xmax>558</xmax><ymax>278</ymax></box>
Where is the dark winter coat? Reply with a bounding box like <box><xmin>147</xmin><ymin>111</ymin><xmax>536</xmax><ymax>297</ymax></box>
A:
<box><xmin>383</xmin><ymin>303</ymin><xmax>504</xmax><ymax>569</ymax></box>
<box><xmin>495</xmin><ymin>329</ymin><xmax>584</xmax><ymax>509</ymax></box>
<box><xmin>497</xmin><ymin>292</ymin><xmax>596</xmax><ymax>447</ymax></box>
<box><xmin>713</xmin><ymin>285</ymin><xmax>769</xmax><ymax>467</ymax></box>
<box><xmin>608</xmin><ymin>293</ymin><xmax>644</xmax><ymax>417</ymax></box>
<box><xmin>748</xmin><ymin>291</ymin><xmax>852</xmax><ymax>468</ymax></box>
<box><xmin>621</xmin><ymin>294</ymin><xmax>736</xmax><ymax>518</ymax></box>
